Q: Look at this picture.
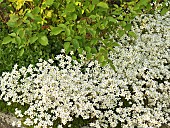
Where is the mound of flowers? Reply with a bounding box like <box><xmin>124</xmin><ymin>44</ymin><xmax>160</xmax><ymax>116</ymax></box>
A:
<box><xmin>0</xmin><ymin>11</ymin><xmax>170</xmax><ymax>128</ymax></box>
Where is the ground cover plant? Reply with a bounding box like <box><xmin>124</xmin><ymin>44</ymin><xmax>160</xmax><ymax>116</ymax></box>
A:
<box><xmin>0</xmin><ymin>8</ymin><xmax>170</xmax><ymax>127</ymax></box>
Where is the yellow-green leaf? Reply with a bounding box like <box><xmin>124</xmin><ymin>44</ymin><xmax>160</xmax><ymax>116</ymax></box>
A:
<box><xmin>30</xmin><ymin>35</ymin><xmax>38</xmax><ymax>44</ymax></box>
<box><xmin>19</xmin><ymin>48</ymin><xmax>24</xmax><ymax>56</ymax></box>
<box><xmin>2</xmin><ymin>36</ymin><xmax>13</xmax><ymax>44</ymax></box>
<box><xmin>64</xmin><ymin>42</ymin><xmax>70</xmax><ymax>50</ymax></box>
<box><xmin>45</xmin><ymin>0</ymin><xmax>54</xmax><ymax>6</ymax></box>
<box><xmin>97</xmin><ymin>2</ymin><xmax>109</xmax><ymax>9</ymax></box>
<box><xmin>51</xmin><ymin>27</ymin><xmax>64</xmax><ymax>35</ymax></box>
<box><xmin>38</xmin><ymin>36</ymin><xmax>48</xmax><ymax>46</ymax></box>
<box><xmin>98</xmin><ymin>55</ymin><xmax>105</xmax><ymax>62</ymax></box>
<box><xmin>85</xmin><ymin>46</ymin><xmax>91</xmax><ymax>53</ymax></box>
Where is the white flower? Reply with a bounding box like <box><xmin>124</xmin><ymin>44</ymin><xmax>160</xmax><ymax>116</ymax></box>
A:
<box><xmin>11</xmin><ymin>121</ymin><xmax>16</xmax><ymax>127</ymax></box>
<box><xmin>0</xmin><ymin>9</ymin><xmax>169</xmax><ymax>128</ymax></box>
<box><xmin>70</xmin><ymin>51</ymin><xmax>74</xmax><ymax>55</ymax></box>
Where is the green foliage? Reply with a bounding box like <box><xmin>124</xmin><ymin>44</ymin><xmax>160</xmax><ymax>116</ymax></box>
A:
<box><xmin>0</xmin><ymin>1</ymin><xmax>170</xmax><ymax>126</ymax></box>
<box><xmin>0</xmin><ymin>0</ymin><xmax>169</xmax><ymax>72</ymax></box>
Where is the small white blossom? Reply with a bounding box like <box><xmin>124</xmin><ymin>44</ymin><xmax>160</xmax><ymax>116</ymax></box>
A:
<box><xmin>0</xmin><ymin>9</ymin><xmax>169</xmax><ymax>128</ymax></box>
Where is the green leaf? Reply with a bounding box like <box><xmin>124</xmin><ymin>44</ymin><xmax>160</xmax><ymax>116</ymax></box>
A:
<box><xmin>124</xmin><ymin>24</ymin><xmax>132</xmax><ymax>31</ymax></box>
<box><xmin>58</xmin><ymin>24</ymin><xmax>67</xmax><ymax>28</ymax></box>
<box><xmin>38</xmin><ymin>36</ymin><xmax>48</xmax><ymax>46</ymax></box>
<box><xmin>87</xmin><ymin>53</ymin><xmax>92</xmax><ymax>60</ymax></box>
<box><xmin>128</xmin><ymin>31</ymin><xmax>137</xmax><ymax>38</ymax></box>
<box><xmin>92</xmin><ymin>0</ymin><xmax>99</xmax><ymax>5</ymax></box>
<box><xmin>108</xmin><ymin>59</ymin><xmax>116</xmax><ymax>71</ymax></box>
<box><xmin>8</xmin><ymin>33</ymin><xmax>16</xmax><ymax>37</ymax></box>
<box><xmin>113</xmin><ymin>4</ymin><xmax>119</xmax><ymax>8</ymax></box>
<box><xmin>45</xmin><ymin>0</ymin><xmax>54</xmax><ymax>6</ymax></box>
<box><xmin>88</xmin><ymin>29</ymin><xmax>96</xmax><ymax>37</ymax></box>
<box><xmin>138</xmin><ymin>0</ymin><xmax>148</xmax><ymax>6</ymax></box>
<box><xmin>78</xmin><ymin>48</ymin><xmax>83</xmax><ymax>54</ymax></box>
<box><xmin>85</xmin><ymin>46</ymin><xmax>91</xmax><ymax>53</ymax></box>
<box><xmin>15</xmin><ymin>36</ymin><xmax>21</xmax><ymax>44</ymax></box>
<box><xmin>160</xmin><ymin>8</ymin><xmax>168</xmax><ymax>16</ymax></box>
<box><xmin>91</xmin><ymin>47</ymin><xmax>97</xmax><ymax>54</ymax></box>
<box><xmin>117</xmin><ymin>15</ymin><xmax>123</xmax><ymax>20</ymax></box>
<box><xmin>51</xmin><ymin>27</ymin><xmax>64</xmax><ymax>35</ymax></box>
<box><xmin>90</xmin><ymin>39</ymin><xmax>98</xmax><ymax>45</ymax></box>
<box><xmin>101</xmin><ymin>61</ymin><xmax>107</xmax><ymax>67</ymax></box>
<box><xmin>2</xmin><ymin>36</ymin><xmax>13</xmax><ymax>44</ymax></box>
<box><xmin>108</xmin><ymin>17</ymin><xmax>117</xmax><ymax>23</ymax></box>
<box><xmin>79</xmin><ymin>28</ymin><xmax>86</xmax><ymax>35</ymax></box>
<box><xmin>19</xmin><ymin>30</ymin><xmax>25</xmax><ymax>39</ymax></box>
<box><xmin>7</xmin><ymin>14</ymin><xmax>19</xmax><ymax>27</ymax></box>
<box><xmin>0</xmin><ymin>0</ymin><xmax>3</xmax><ymax>3</ymax></box>
<box><xmin>99</xmin><ymin>47</ymin><xmax>107</xmax><ymax>53</ymax></box>
<box><xmin>32</xmin><ymin>7</ymin><xmax>40</xmax><ymax>14</ymax></box>
<box><xmin>8</xmin><ymin>14</ymin><xmax>19</xmax><ymax>22</ymax></box>
<box><xmin>72</xmin><ymin>39</ymin><xmax>79</xmax><ymax>49</ymax></box>
<box><xmin>98</xmin><ymin>55</ymin><xmax>105</xmax><ymax>62</ymax></box>
<box><xmin>72</xmin><ymin>13</ymin><xmax>77</xmax><ymax>20</ymax></box>
<box><xmin>77</xmin><ymin>25</ymin><xmax>82</xmax><ymax>29</ymax></box>
<box><xmin>65</xmin><ymin>28</ymin><xmax>71</xmax><ymax>36</ymax></box>
<box><xmin>120</xmin><ymin>21</ymin><xmax>126</xmax><ymax>27</ymax></box>
<box><xmin>97</xmin><ymin>2</ymin><xmax>109</xmax><ymax>9</ymax></box>
<box><xmin>112</xmin><ymin>42</ymin><xmax>120</xmax><ymax>47</ymax></box>
<box><xmin>64</xmin><ymin>42</ymin><xmax>70</xmax><ymax>51</ymax></box>
<box><xmin>89</xmin><ymin>4</ymin><xmax>95</xmax><ymax>12</ymax></box>
<box><xmin>19</xmin><ymin>48</ymin><xmax>24</xmax><ymax>56</ymax></box>
<box><xmin>118</xmin><ymin>29</ymin><xmax>125</xmax><ymax>37</ymax></box>
<box><xmin>66</xmin><ymin>3</ymin><xmax>75</xmax><ymax>12</ymax></box>
<box><xmin>72</xmin><ymin>56</ymin><xmax>77</xmax><ymax>60</ymax></box>
<box><xmin>26</xmin><ymin>12</ymin><xmax>34</xmax><ymax>19</ymax></box>
<box><xmin>29</xmin><ymin>35</ymin><xmax>38</xmax><ymax>44</ymax></box>
<box><xmin>65</xmin><ymin>37</ymin><xmax>72</xmax><ymax>41</ymax></box>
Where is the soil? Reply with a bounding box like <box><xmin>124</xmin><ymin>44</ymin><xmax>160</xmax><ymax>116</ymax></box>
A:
<box><xmin>0</xmin><ymin>112</ymin><xmax>23</xmax><ymax>128</ymax></box>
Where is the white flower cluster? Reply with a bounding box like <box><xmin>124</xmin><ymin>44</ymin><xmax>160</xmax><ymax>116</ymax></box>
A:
<box><xmin>0</xmin><ymin>11</ymin><xmax>170</xmax><ymax>128</ymax></box>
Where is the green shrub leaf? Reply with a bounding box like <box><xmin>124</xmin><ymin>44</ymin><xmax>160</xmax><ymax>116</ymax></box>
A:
<box><xmin>29</xmin><ymin>35</ymin><xmax>38</xmax><ymax>44</ymax></box>
<box><xmin>128</xmin><ymin>31</ymin><xmax>137</xmax><ymax>38</ymax></box>
<box><xmin>72</xmin><ymin>39</ymin><xmax>79</xmax><ymax>49</ymax></box>
<box><xmin>8</xmin><ymin>33</ymin><xmax>16</xmax><ymax>37</ymax></box>
<box><xmin>87</xmin><ymin>53</ymin><xmax>92</xmax><ymax>60</ymax></box>
<box><xmin>15</xmin><ymin>36</ymin><xmax>21</xmax><ymax>44</ymax></box>
<box><xmin>97</xmin><ymin>2</ymin><xmax>109</xmax><ymax>9</ymax></box>
<box><xmin>118</xmin><ymin>29</ymin><xmax>125</xmax><ymax>37</ymax></box>
<box><xmin>45</xmin><ymin>0</ymin><xmax>54</xmax><ymax>6</ymax></box>
<box><xmin>85</xmin><ymin>46</ymin><xmax>91</xmax><ymax>53</ymax></box>
<box><xmin>51</xmin><ymin>27</ymin><xmax>64</xmax><ymax>35</ymax></box>
<box><xmin>19</xmin><ymin>48</ymin><xmax>24</xmax><ymax>56</ymax></box>
<box><xmin>160</xmin><ymin>8</ymin><xmax>168</xmax><ymax>16</ymax></box>
<box><xmin>2</xmin><ymin>36</ymin><xmax>13</xmax><ymax>44</ymax></box>
<box><xmin>98</xmin><ymin>55</ymin><xmax>105</xmax><ymax>62</ymax></box>
<box><xmin>38</xmin><ymin>36</ymin><xmax>48</xmax><ymax>46</ymax></box>
<box><xmin>107</xmin><ymin>17</ymin><xmax>117</xmax><ymax>23</ymax></box>
<box><xmin>64</xmin><ymin>42</ymin><xmax>70</xmax><ymax>51</ymax></box>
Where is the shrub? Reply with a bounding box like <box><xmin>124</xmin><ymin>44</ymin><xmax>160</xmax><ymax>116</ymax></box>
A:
<box><xmin>0</xmin><ymin>10</ymin><xmax>170</xmax><ymax>128</ymax></box>
<box><xmin>0</xmin><ymin>0</ymin><xmax>169</xmax><ymax>75</ymax></box>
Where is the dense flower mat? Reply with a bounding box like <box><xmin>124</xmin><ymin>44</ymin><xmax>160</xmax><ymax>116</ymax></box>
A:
<box><xmin>0</xmin><ymin>11</ymin><xmax>170</xmax><ymax>128</ymax></box>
